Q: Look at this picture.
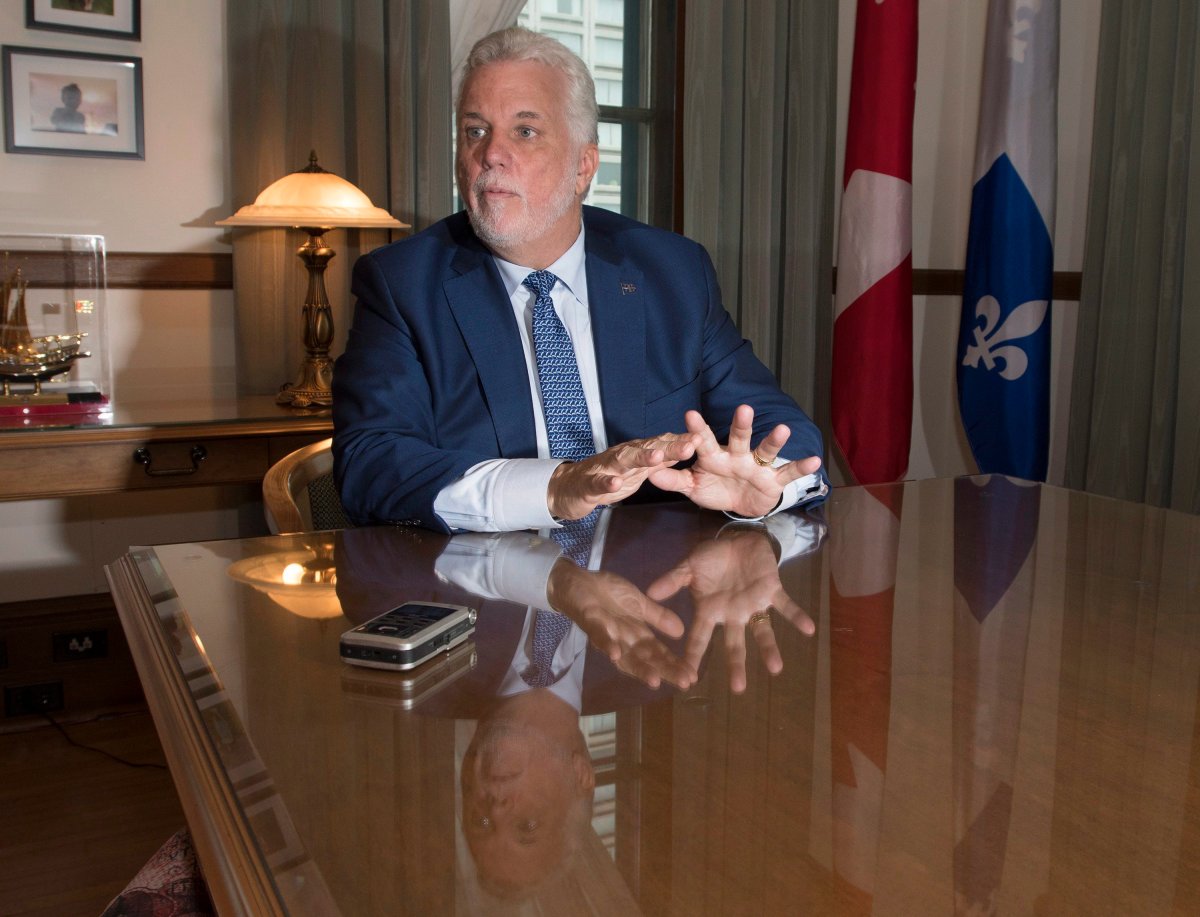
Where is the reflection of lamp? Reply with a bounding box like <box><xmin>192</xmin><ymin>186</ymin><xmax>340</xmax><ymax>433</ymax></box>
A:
<box><xmin>228</xmin><ymin>539</ymin><xmax>343</xmax><ymax>619</ymax></box>
<box><xmin>218</xmin><ymin>151</ymin><xmax>408</xmax><ymax>408</ymax></box>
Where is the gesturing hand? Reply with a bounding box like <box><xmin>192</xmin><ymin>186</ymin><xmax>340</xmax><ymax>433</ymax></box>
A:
<box><xmin>547</xmin><ymin>434</ymin><xmax>699</xmax><ymax>521</ymax></box>
<box><xmin>548</xmin><ymin>560</ymin><xmax>697</xmax><ymax>690</ymax></box>
<box><xmin>649</xmin><ymin>404</ymin><xmax>822</xmax><ymax>518</ymax></box>
<box><xmin>647</xmin><ymin>525</ymin><xmax>814</xmax><ymax>693</ymax></box>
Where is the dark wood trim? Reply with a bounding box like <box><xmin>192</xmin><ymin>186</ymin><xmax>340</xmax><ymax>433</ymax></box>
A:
<box><xmin>835</xmin><ymin>267</ymin><xmax>1083</xmax><ymax>302</ymax></box>
<box><xmin>648</xmin><ymin>0</ymin><xmax>680</xmax><ymax>233</ymax></box>
<box><xmin>598</xmin><ymin>104</ymin><xmax>657</xmax><ymax>123</ymax></box>
<box><xmin>672</xmin><ymin>0</ymin><xmax>686</xmax><ymax>234</ymax></box>
<box><xmin>6</xmin><ymin>251</ymin><xmax>233</xmax><ymax>290</ymax></box>
<box><xmin>7</xmin><ymin>249</ymin><xmax>1084</xmax><ymax>301</ymax></box>
<box><xmin>0</xmin><ymin>591</ymin><xmax>116</xmax><ymax>621</ymax></box>
<box><xmin>107</xmin><ymin>252</ymin><xmax>233</xmax><ymax>289</ymax></box>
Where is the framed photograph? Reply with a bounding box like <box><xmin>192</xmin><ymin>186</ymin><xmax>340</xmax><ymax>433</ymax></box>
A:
<box><xmin>3</xmin><ymin>46</ymin><xmax>144</xmax><ymax>159</ymax></box>
<box><xmin>25</xmin><ymin>0</ymin><xmax>141</xmax><ymax>41</ymax></box>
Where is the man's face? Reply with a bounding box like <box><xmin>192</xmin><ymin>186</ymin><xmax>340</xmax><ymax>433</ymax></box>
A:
<box><xmin>456</xmin><ymin>59</ymin><xmax>598</xmax><ymax>267</ymax></box>
<box><xmin>461</xmin><ymin>715</ymin><xmax>593</xmax><ymax>893</ymax></box>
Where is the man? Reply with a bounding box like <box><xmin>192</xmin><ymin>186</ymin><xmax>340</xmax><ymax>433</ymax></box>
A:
<box><xmin>333</xmin><ymin>27</ymin><xmax>828</xmax><ymax>533</ymax></box>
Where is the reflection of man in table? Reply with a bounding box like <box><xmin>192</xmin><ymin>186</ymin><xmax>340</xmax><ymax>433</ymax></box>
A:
<box><xmin>334</xmin><ymin>504</ymin><xmax>824</xmax><ymax>903</ymax></box>
<box><xmin>460</xmin><ymin>688</ymin><xmax>596</xmax><ymax>899</ymax></box>
<box><xmin>50</xmin><ymin>83</ymin><xmax>86</xmax><ymax>133</ymax></box>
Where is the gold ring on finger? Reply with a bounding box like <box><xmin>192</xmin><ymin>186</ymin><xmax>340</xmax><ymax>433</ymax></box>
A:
<box><xmin>749</xmin><ymin>610</ymin><xmax>772</xmax><ymax>629</ymax></box>
<box><xmin>751</xmin><ymin>450</ymin><xmax>772</xmax><ymax>467</ymax></box>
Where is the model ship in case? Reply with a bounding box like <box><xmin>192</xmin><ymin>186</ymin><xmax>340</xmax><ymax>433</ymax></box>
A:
<box><xmin>0</xmin><ymin>267</ymin><xmax>90</xmax><ymax>398</ymax></box>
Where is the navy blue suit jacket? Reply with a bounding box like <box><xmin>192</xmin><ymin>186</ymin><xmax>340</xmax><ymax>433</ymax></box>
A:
<box><xmin>333</xmin><ymin>206</ymin><xmax>826</xmax><ymax>531</ymax></box>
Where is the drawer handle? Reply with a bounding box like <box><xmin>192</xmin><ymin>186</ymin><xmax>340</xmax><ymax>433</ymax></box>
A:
<box><xmin>133</xmin><ymin>445</ymin><xmax>208</xmax><ymax>477</ymax></box>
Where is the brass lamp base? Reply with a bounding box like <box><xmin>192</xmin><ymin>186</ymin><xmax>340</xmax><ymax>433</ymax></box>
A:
<box><xmin>276</xmin><ymin>355</ymin><xmax>333</xmax><ymax>407</ymax></box>
<box><xmin>278</xmin><ymin>228</ymin><xmax>336</xmax><ymax>409</ymax></box>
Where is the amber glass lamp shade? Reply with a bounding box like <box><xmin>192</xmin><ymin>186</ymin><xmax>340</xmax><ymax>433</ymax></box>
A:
<box><xmin>218</xmin><ymin>152</ymin><xmax>408</xmax><ymax>407</ymax></box>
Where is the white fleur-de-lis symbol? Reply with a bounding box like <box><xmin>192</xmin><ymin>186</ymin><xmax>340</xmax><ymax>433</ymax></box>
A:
<box><xmin>962</xmin><ymin>295</ymin><xmax>1048</xmax><ymax>381</ymax></box>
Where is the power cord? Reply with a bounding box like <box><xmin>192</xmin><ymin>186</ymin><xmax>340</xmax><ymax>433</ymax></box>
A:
<box><xmin>43</xmin><ymin>711</ymin><xmax>168</xmax><ymax>771</ymax></box>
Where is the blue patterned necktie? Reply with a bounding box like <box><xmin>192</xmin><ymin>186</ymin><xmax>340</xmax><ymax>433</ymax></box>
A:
<box><xmin>523</xmin><ymin>270</ymin><xmax>596</xmax><ymax>462</ymax></box>
<box><xmin>519</xmin><ymin>271</ymin><xmax>599</xmax><ymax>688</ymax></box>
<box><xmin>522</xmin><ymin>609</ymin><xmax>573</xmax><ymax>688</ymax></box>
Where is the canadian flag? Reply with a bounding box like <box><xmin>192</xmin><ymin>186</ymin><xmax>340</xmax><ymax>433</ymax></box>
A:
<box><xmin>832</xmin><ymin>0</ymin><xmax>918</xmax><ymax>485</ymax></box>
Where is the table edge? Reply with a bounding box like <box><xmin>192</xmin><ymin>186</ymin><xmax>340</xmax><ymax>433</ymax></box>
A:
<box><xmin>106</xmin><ymin>553</ymin><xmax>287</xmax><ymax>917</ymax></box>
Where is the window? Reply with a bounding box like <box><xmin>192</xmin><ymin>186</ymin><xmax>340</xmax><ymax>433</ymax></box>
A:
<box><xmin>544</xmin><ymin>29</ymin><xmax>583</xmax><ymax>56</ymax></box>
<box><xmin>596</xmin><ymin>0</ymin><xmax>625</xmax><ymax>25</ymax></box>
<box><xmin>593</xmin><ymin>37</ymin><xmax>624</xmax><ymax>67</ymax></box>
<box><xmin>595</xmin><ymin>78</ymin><xmax>623</xmax><ymax>106</ymax></box>
<box><xmin>518</xmin><ymin>0</ymin><xmax>678</xmax><ymax>227</ymax></box>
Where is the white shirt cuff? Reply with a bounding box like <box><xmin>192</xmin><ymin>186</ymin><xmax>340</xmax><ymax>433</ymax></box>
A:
<box><xmin>433</xmin><ymin>458</ymin><xmax>563</xmax><ymax>532</ymax></box>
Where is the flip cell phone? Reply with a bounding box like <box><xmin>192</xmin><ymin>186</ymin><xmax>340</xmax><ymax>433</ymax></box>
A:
<box><xmin>339</xmin><ymin>601</ymin><xmax>477</xmax><ymax>671</ymax></box>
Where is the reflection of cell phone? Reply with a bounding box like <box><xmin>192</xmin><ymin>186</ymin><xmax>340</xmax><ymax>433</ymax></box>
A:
<box><xmin>339</xmin><ymin>601</ymin><xmax>477</xmax><ymax>671</ymax></box>
<box><xmin>340</xmin><ymin>639</ymin><xmax>478</xmax><ymax>710</ymax></box>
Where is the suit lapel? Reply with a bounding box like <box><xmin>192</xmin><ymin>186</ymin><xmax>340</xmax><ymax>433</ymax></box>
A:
<box><xmin>443</xmin><ymin>247</ymin><xmax>538</xmax><ymax>458</ymax></box>
<box><xmin>586</xmin><ymin>227</ymin><xmax>646</xmax><ymax>443</ymax></box>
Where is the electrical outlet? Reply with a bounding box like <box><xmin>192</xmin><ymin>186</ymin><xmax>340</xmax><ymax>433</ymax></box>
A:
<box><xmin>52</xmin><ymin>628</ymin><xmax>109</xmax><ymax>662</ymax></box>
<box><xmin>4</xmin><ymin>681</ymin><xmax>65</xmax><ymax>717</ymax></box>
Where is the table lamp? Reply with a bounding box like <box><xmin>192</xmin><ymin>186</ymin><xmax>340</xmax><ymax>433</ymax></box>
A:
<box><xmin>219</xmin><ymin>152</ymin><xmax>408</xmax><ymax>407</ymax></box>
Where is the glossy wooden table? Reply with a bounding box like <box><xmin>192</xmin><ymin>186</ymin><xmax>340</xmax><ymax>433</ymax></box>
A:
<box><xmin>106</xmin><ymin>477</ymin><xmax>1200</xmax><ymax>915</ymax></box>
<box><xmin>0</xmin><ymin>395</ymin><xmax>331</xmax><ymax>501</ymax></box>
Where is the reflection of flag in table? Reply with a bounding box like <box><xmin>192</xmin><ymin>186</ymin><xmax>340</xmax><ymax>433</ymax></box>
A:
<box><xmin>958</xmin><ymin>0</ymin><xmax>1059</xmax><ymax>481</ymax></box>
<box><xmin>831</xmin><ymin>0</ymin><xmax>917</xmax><ymax>485</ymax></box>
<box><xmin>952</xmin><ymin>475</ymin><xmax>1040</xmax><ymax>913</ymax></box>
<box><xmin>829</xmin><ymin>485</ymin><xmax>903</xmax><ymax>905</ymax></box>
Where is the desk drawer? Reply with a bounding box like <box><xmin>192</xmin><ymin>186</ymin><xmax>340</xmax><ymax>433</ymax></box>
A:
<box><xmin>0</xmin><ymin>437</ymin><xmax>272</xmax><ymax>500</ymax></box>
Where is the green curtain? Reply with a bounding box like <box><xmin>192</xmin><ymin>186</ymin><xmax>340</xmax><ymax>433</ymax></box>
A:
<box><xmin>681</xmin><ymin>0</ymin><xmax>837</xmax><ymax>439</ymax></box>
<box><xmin>225</xmin><ymin>0</ymin><xmax>452</xmax><ymax>396</ymax></box>
<box><xmin>1066</xmin><ymin>1</ymin><xmax>1200</xmax><ymax>513</ymax></box>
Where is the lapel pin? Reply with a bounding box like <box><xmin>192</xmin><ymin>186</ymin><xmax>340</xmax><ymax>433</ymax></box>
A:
<box><xmin>620</xmin><ymin>282</ymin><xmax>637</xmax><ymax>295</ymax></box>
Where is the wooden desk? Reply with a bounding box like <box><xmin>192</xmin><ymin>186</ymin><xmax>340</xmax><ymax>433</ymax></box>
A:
<box><xmin>0</xmin><ymin>396</ymin><xmax>331</xmax><ymax>501</ymax></box>
<box><xmin>106</xmin><ymin>478</ymin><xmax>1200</xmax><ymax>915</ymax></box>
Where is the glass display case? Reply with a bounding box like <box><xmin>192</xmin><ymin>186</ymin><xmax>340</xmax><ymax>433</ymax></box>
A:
<box><xmin>0</xmin><ymin>233</ymin><xmax>111</xmax><ymax>423</ymax></box>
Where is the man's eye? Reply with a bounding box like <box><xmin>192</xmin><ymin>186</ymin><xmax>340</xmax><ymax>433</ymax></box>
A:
<box><xmin>464</xmin><ymin>126</ymin><xmax>486</xmax><ymax>140</ymax></box>
<box><xmin>518</xmin><ymin>819</ymin><xmax>539</xmax><ymax>834</ymax></box>
<box><xmin>516</xmin><ymin>127</ymin><xmax>537</xmax><ymax>139</ymax></box>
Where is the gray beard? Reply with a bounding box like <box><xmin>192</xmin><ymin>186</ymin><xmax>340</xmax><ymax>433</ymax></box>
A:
<box><xmin>467</xmin><ymin>166</ymin><xmax>580</xmax><ymax>257</ymax></box>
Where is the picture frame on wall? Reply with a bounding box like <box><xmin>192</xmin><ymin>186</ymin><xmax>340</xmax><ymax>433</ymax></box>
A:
<box><xmin>25</xmin><ymin>0</ymin><xmax>141</xmax><ymax>41</ymax></box>
<box><xmin>2</xmin><ymin>46</ymin><xmax>144</xmax><ymax>160</ymax></box>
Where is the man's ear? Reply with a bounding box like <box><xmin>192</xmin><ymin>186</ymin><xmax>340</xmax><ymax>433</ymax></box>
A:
<box><xmin>572</xmin><ymin>750</ymin><xmax>596</xmax><ymax>792</ymax></box>
<box><xmin>575</xmin><ymin>143</ymin><xmax>599</xmax><ymax>195</ymax></box>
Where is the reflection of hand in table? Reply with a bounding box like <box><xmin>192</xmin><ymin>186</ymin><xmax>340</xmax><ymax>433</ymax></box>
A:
<box><xmin>647</xmin><ymin>524</ymin><xmax>815</xmax><ymax>693</ymax></box>
<box><xmin>547</xmin><ymin>560</ymin><xmax>697</xmax><ymax>691</ymax></box>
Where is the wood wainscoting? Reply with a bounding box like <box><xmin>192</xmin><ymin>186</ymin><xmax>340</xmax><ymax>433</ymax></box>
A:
<box><xmin>13</xmin><ymin>249</ymin><xmax>1086</xmax><ymax>300</ymax></box>
<box><xmin>16</xmin><ymin>251</ymin><xmax>232</xmax><ymax>290</ymax></box>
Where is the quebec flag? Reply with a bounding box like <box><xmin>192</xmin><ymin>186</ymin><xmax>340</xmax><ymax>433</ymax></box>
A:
<box><xmin>957</xmin><ymin>0</ymin><xmax>1059</xmax><ymax>481</ymax></box>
